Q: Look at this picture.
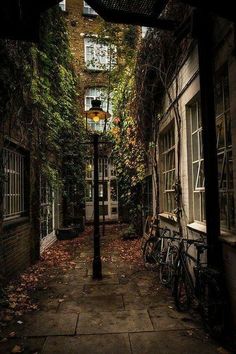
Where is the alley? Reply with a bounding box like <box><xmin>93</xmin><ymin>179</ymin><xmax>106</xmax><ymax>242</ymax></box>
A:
<box><xmin>0</xmin><ymin>225</ymin><xmax>221</xmax><ymax>353</ymax></box>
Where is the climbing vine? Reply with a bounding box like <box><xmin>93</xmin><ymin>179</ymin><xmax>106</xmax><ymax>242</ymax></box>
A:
<box><xmin>0</xmin><ymin>6</ymin><xmax>86</xmax><ymax>220</ymax></box>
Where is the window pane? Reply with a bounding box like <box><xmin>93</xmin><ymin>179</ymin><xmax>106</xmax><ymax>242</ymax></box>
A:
<box><xmin>192</xmin><ymin>132</ymin><xmax>198</xmax><ymax>162</ymax></box>
<box><xmin>215</xmin><ymin>79</ymin><xmax>223</xmax><ymax>116</ymax></box>
<box><xmin>194</xmin><ymin>192</ymin><xmax>201</xmax><ymax>221</ymax></box>
<box><xmin>216</xmin><ymin>116</ymin><xmax>225</xmax><ymax>149</ymax></box>
<box><xmin>110</xmin><ymin>180</ymin><xmax>118</xmax><ymax>201</ymax></box>
<box><xmin>191</xmin><ymin>103</ymin><xmax>198</xmax><ymax>132</ymax></box>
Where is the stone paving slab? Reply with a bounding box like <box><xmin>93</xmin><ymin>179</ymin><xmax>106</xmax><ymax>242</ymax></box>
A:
<box><xmin>148</xmin><ymin>307</ymin><xmax>202</xmax><ymax>331</ymax></box>
<box><xmin>123</xmin><ymin>294</ymin><xmax>174</xmax><ymax>310</ymax></box>
<box><xmin>129</xmin><ymin>330</ymin><xmax>218</xmax><ymax>354</ymax></box>
<box><xmin>0</xmin><ymin>337</ymin><xmax>46</xmax><ymax>354</ymax></box>
<box><xmin>87</xmin><ymin>264</ymin><xmax>119</xmax><ymax>276</ymax></box>
<box><xmin>58</xmin><ymin>295</ymin><xmax>124</xmax><ymax>313</ymax></box>
<box><xmin>77</xmin><ymin>310</ymin><xmax>153</xmax><ymax>334</ymax></box>
<box><xmin>12</xmin><ymin>312</ymin><xmax>78</xmax><ymax>337</ymax></box>
<box><xmin>83</xmin><ymin>283</ymin><xmax>140</xmax><ymax>296</ymax></box>
<box><xmin>42</xmin><ymin>334</ymin><xmax>131</xmax><ymax>354</ymax></box>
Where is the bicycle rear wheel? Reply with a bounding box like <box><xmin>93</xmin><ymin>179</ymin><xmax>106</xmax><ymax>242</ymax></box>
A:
<box><xmin>199</xmin><ymin>269</ymin><xmax>226</xmax><ymax>337</ymax></box>
<box><xmin>173</xmin><ymin>261</ymin><xmax>192</xmax><ymax>311</ymax></box>
<box><xmin>160</xmin><ymin>245</ymin><xmax>178</xmax><ymax>287</ymax></box>
<box><xmin>143</xmin><ymin>238</ymin><xmax>161</xmax><ymax>267</ymax></box>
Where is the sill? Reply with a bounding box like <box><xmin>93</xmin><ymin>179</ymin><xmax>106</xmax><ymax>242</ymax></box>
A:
<box><xmin>187</xmin><ymin>222</ymin><xmax>206</xmax><ymax>235</ymax></box>
<box><xmin>159</xmin><ymin>213</ymin><xmax>177</xmax><ymax>224</ymax></box>
<box><xmin>82</xmin><ymin>13</ymin><xmax>98</xmax><ymax>18</ymax></box>
<box><xmin>188</xmin><ymin>222</ymin><xmax>236</xmax><ymax>247</ymax></box>
<box><xmin>3</xmin><ymin>216</ymin><xmax>30</xmax><ymax>231</ymax></box>
<box><xmin>219</xmin><ymin>231</ymin><xmax>236</xmax><ymax>247</ymax></box>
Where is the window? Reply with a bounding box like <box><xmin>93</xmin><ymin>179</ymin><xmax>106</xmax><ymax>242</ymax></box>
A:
<box><xmin>98</xmin><ymin>158</ymin><xmax>108</xmax><ymax>179</ymax></box>
<box><xmin>161</xmin><ymin>125</ymin><xmax>176</xmax><ymax>213</ymax></box>
<box><xmin>190</xmin><ymin>101</ymin><xmax>205</xmax><ymax>222</ymax></box>
<box><xmin>86</xmin><ymin>158</ymin><xmax>93</xmax><ymax>179</ymax></box>
<box><xmin>40</xmin><ymin>178</ymin><xmax>54</xmax><ymax>239</ymax></box>
<box><xmin>189</xmin><ymin>67</ymin><xmax>235</xmax><ymax>229</ymax></box>
<box><xmin>59</xmin><ymin>0</ymin><xmax>66</xmax><ymax>11</ymax></box>
<box><xmin>84</xmin><ymin>37</ymin><xmax>116</xmax><ymax>71</ymax></box>
<box><xmin>86</xmin><ymin>182</ymin><xmax>93</xmax><ymax>202</ymax></box>
<box><xmin>83</xmin><ymin>1</ymin><xmax>97</xmax><ymax>16</ymax></box>
<box><xmin>215</xmin><ymin>68</ymin><xmax>235</xmax><ymax>229</ymax></box>
<box><xmin>85</xmin><ymin>87</ymin><xmax>112</xmax><ymax>131</ymax></box>
<box><xmin>3</xmin><ymin>148</ymin><xmax>26</xmax><ymax>220</ymax></box>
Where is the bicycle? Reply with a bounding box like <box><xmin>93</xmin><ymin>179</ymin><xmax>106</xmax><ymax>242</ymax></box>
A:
<box><xmin>159</xmin><ymin>234</ymin><xmax>179</xmax><ymax>287</ymax></box>
<box><xmin>142</xmin><ymin>227</ymin><xmax>171</xmax><ymax>268</ymax></box>
<box><xmin>172</xmin><ymin>235</ymin><xmax>226</xmax><ymax>336</ymax></box>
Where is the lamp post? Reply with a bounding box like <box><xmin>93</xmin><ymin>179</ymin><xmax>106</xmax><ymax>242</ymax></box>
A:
<box><xmin>85</xmin><ymin>99</ymin><xmax>111</xmax><ymax>280</ymax></box>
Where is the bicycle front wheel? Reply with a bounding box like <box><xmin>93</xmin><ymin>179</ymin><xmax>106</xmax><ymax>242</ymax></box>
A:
<box><xmin>173</xmin><ymin>261</ymin><xmax>191</xmax><ymax>311</ymax></box>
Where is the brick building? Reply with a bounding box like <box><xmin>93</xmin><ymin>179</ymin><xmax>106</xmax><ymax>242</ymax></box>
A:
<box><xmin>64</xmin><ymin>0</ymin><xmax>119</xmax><ymax>222</ymax></box>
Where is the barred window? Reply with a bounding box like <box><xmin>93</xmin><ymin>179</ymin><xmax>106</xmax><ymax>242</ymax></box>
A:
<box><xmin>3</xmin><ymin>148</ymin><xmax>25</xmax><ymax>220</ymax></box>
<box><xmin>161</xmin><ymin>125</ymin><xmax>176</xmax><ymax>213</ymax></box>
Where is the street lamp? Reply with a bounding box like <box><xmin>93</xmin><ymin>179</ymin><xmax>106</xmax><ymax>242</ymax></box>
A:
<box><xmin>85</xmin><ymin>99</ymin><xmax>111</xmax><ymax>280</ymax></box>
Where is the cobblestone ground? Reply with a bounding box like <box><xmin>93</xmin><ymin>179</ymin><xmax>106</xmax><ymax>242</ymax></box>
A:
<box><xmin>0</xmin><ymin>224</ymin><xmax>230</xmax><ymax>353</ymax></box>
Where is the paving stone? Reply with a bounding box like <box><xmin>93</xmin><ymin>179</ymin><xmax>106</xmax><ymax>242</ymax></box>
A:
<box><xmin>0</xmin><ymin>337</ymin><xmax>45</xmax><ymax>354</ymax></box>
<box><xmin>87</xmin><ymin>263</ymin><xmax>119</xmax><ymax>276</ymax></box>
<box><xmin>148</xmin><ymin>307</ymin><xmax>201</xmax><ymax>331</ymax></box>
<box><xmin>77</xmin><ymin>310</ymin><xmax>153</xmax><ymax>334</ymax></box>
<box><xmin>42</xmin><ymin>334</ymin><xmax>131</xmax><ymax>354</ymax></box>
<box><xmin>83</xmin><ymin>283</ymin><xmax>140</xmax><ymax>296</ymax></box>
<box><xmin>58</xmin><ymin>295</ymin><xmax>124</xmax><ymax>313</ymax></box>
<box><xmin>129</xmin><ymin>330</ymin><xmax>218</xmax><ymax>354</ymax></box>
<box><xmin>13</xmin><ymin>312</ymin><xmax>78</xmax><ymax>336</ymax></box>
<box><xmin>123</xmin><ymin>295</ymin><xmax>174</xmax><ymax>310</ymax></box>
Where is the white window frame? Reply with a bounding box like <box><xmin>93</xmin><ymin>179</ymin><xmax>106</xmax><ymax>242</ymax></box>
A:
<box><xmin>85</xmin><ymin>87</ymin><xmax>112</xmax><ymax>131</ymax></box>
<box><xmin>84</xmin><ymin>37</ymin><xmax>116</xmax><ymax>71</ymax></box>
<box><xmin>83</xmin><ymin>1</ymin><xmax>97</xmax><ymax>16</ymax></box>
<box><xmin>190</xmin><ymin>101</ymin><xmax>205</xmax><ymax>223</ymax></box>
<box><xmin>3</xmin><ymin>148</ymin><xmax>25</xmax><ymax>220</ymax></box>
<box><xmin>161</xmin><ymin>125</ymin><xmax>176</xmax><ymax>214</ymax></box>
<box><xmin>59</xmin><ymin>0</ymin><xmax>66</xmax><ymax>11</ymax></box>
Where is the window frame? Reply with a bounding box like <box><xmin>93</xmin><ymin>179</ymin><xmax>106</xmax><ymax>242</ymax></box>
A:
<box><xmin>160</xmin><ymin>124</ymin><xmax>176</xmax><ymax>214</ymax></box>
<box><xmin>83</xmin><ymin>1</ymin><xmax>97</xmax><ymax>16</ymax></box>
<box><xmin>3</xmin><ymin>146</ymin><xmax>28</xmax><ymax>221</ymax></box>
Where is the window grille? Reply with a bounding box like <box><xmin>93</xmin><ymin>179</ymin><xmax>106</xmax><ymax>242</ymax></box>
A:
<box><xmin>83</xmin><ymin>1</ymin><xmax>97</xmax><ymax>15</ymax></box>
<box><xmin>161</xmin><ymin>125</ymin><xmax>176</xmax><ymax>213</ymax></box>
<box><xmin>3</xmin><ymin>148</ymin><xmax>25</xmax><ymax>220</ymax></box>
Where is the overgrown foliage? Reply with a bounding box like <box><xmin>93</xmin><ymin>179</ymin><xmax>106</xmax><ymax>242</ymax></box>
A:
<box><xmin>0</xmin><ymin>6</ymin><xmax>85</xmax><ymax>216</ymax></box>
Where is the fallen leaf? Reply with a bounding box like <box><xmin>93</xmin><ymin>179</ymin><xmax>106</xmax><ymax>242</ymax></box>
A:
<box><xmin>8</xmin><ymin>331</ymin><xmax>16</xmax><ymax>338</ymax></box>
<box><xmin>11</xmin><ymin>345</ymin><xmax>24</xmax><ymax>353</ymax></box>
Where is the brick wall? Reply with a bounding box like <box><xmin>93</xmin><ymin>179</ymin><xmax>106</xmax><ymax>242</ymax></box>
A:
<box><xmin>1</xmin><ymin>220</ymin><xmax>32</xmax><ymax>278</ymax></box>
<box><xmin>65</xmin><ymin>0</ymin><xmax>111</xmax><ymax>111</ymax></box>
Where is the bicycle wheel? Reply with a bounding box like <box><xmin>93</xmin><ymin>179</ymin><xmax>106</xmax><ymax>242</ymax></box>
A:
<box><xmin>143</xmin><ymin>238</ymin><xmax>161</xmax><ymax>267</ymax></box>
<box><xmin>199</xmin><ymin>269</ymin><xmax>226</xmax><ymax>337</ymax></box>
<box><xmin>160</xmin><ymin>245</ymin><xmax>178</xmax><ymax>287</ymax></box>
<box><xmin>173</xmin><ymin>261</ymin><xmax>192</xmax><ymax>311</ymax></box>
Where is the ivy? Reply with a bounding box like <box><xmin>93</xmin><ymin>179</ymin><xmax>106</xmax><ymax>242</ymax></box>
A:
<box><xmin>0</xmin><ymin>6</ymin><xmax>86</xmax><ymax>206</ymax></box>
